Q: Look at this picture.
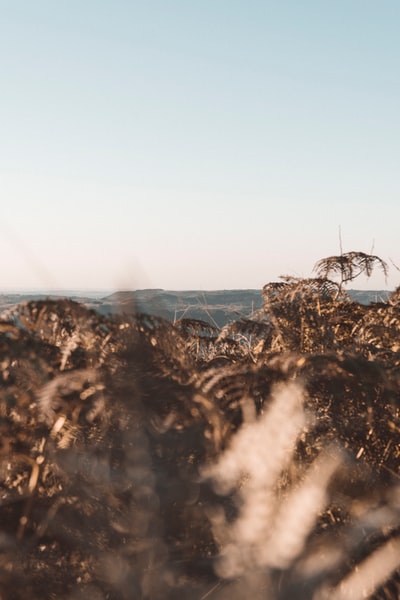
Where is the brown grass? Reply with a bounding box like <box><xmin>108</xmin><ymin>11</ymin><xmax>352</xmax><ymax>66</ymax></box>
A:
<box><xmin>0</xmin><ymin>251</ymin><xmax>399</xmax><ymax>599</ymax></box>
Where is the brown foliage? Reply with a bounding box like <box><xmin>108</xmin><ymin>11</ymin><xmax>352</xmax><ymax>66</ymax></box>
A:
<box><xmin>0</xmin><ymin>252</ymin><xmax>400</xmax><ymax>599</ymax></box>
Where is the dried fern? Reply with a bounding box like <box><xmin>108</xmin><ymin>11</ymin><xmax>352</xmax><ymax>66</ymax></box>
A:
<box><xmin>314</xmin><ymin>251</ymin><xmax>388</xmax><ymax>292</ymax></box>
<box><xmin>0</xmin><ymin>249</ymin><xmax>400</xmax><ymax>599</ymax></box>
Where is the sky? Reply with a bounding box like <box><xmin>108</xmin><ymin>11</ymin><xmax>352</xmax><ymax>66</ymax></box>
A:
<box><xmin>1</xmin><ymin>1</ymin><xmax>399</xmax><ymax>291</ymax></box>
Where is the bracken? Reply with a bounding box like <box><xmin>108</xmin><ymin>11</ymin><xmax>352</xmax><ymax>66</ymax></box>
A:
<box><xmin>0</xmin><ymin>252</ymin><xmax>399</xmax><ymax>599</ymax></box>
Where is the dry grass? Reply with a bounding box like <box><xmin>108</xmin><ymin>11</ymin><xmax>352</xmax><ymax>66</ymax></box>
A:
<box><xmin>0</xmin><ymin>252</ymin><xmax>399</xmax><ymax>599</ymax></box>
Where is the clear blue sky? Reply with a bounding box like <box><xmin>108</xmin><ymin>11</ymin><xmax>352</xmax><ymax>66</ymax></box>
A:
<box><xmin>1</xmin><ymin>1</ymin><xmax>399</xmax><ymax>290</ymax></box>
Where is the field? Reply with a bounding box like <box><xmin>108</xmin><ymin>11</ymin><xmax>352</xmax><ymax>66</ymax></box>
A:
<box><xmin>0</xmin><ymin>252</ymin><xmax>400</xmax><ymax>599</ymax></box>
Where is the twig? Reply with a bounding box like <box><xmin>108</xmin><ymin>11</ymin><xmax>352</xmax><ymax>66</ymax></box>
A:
<box><xmin>200</xmin><ymin>581</ymin><xmax>224</xmax><ymax>599</ymax></box>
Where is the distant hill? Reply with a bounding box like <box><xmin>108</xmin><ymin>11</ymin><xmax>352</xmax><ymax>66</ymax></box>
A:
<box><xmin>0</xmin><ymin>288</ymin><xmax>393</xmax><ymax>328</ymax></box>
<box><xmin>98</xmin><ymin>289</ymin><xmax>264</xmax><ymax>326</ymax></box>
<box><xmin>347</xmin><ymin>289</ymin><xmax>391</xmax><ymax>304</ymax></box>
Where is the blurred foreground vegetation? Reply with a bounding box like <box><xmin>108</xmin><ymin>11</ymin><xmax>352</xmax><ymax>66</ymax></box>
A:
<box><xmin>1</xmin><ymin>252</ymin><xmax>400</xmax><ymax>599</ymax></box>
